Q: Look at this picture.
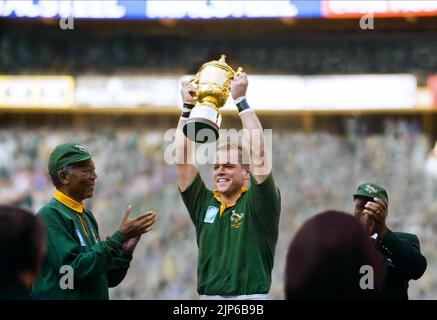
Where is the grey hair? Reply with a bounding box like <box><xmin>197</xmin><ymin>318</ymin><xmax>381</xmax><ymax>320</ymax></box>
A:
<box><xmin>49</xmin><ymin>165</ymin><xmax>74</xmax><ymax>188</ymax></box>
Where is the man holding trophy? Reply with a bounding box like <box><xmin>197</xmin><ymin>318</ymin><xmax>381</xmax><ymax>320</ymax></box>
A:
<box><xmin>175</xmin><ymin>55</ymin><xmax>281</xmax><ymax>299</ymax></box>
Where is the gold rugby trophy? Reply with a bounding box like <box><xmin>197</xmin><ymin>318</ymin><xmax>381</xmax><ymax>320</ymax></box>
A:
<box><xmin>183</xmin><ymin>54</ymin><xmax>242</xmax><ymax>143</ymax></box>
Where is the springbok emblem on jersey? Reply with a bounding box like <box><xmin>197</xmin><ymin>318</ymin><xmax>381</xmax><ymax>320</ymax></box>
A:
<box><xmin>230</xmin><ymin>210</ymin><xmax>245</xmax><ymax>229</ymax></box>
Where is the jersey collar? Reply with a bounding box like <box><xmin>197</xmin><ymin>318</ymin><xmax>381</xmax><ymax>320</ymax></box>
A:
<box><xmin>54</xmin><ymin>189</ymin><xmax>84</xmax><ymax>213</ymax></box>
<box><xmin>213</xmin><ymin>186</ymin><xmax>247</xmax><ymax>218</ymax></box>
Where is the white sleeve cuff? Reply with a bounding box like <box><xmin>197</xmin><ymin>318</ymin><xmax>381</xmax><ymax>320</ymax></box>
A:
<box><xmin>234</xmin><ymin>96</ymin><xmax>246</xmax><ymax>105</ymax></box>
<box><xmin>239</xmin><ymin>109</ymin><xmax>255</xmax><ymax>116</ymax></box>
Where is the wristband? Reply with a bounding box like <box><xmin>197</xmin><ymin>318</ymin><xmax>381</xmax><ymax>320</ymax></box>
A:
<box><xmin>181</xmin><ymin>103</ymin><xmax>195</xmax><ymax>120</ymax></box>
<box><xmin>235</xmin><ymin>96</ymin><xmax>251</xmax><ymax>114</ymax></box>
<box><xmin>235</xmin><ymin>97</ymin><xmax>254</xmax><ymax>116</ymax></box>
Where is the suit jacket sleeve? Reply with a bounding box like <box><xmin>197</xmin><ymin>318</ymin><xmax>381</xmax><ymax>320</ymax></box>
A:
<box><xmin>378</xmin><ymin>229</ymin><xmax>427</xmax><ymax>280</ymax></box>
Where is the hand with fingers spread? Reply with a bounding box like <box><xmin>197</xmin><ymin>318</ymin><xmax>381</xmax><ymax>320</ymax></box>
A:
<box><xmin>363</xmin><ymin>198</ymin><xmax>388</xmax><ymax>238</ymax></box>
<box><xmin>118</xmin><ymin>205</ymin><xmax>156</xmax><ymax>239</ymax></box>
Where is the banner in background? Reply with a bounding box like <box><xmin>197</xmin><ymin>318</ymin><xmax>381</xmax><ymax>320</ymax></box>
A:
<box><xmin>322</xmin><ymin>0</ymin><xmax>437</xmax><ymax>18</ymax></box>
<box><xmin>177</xmin><ymin>74</ymin><xmax>417</xmax><ymax>110</ymax></box>
<box><xmin>2</xmin><ymin>1</ymin><xmax>436</xmax><ymax>20</ymax></box>
<box><xmin>0</xmin><ymin>74</ymin><xmax>418</xmax><ymax>110</ymax></box>
<box><xmin>219</xmin><ymin>74</ymin><xmax>417</xmax><ymax>110</ymax></box>
<box><xmin>0</xmin><ymin>0</ymin><xmax>322</xmax><ymax>20</ymax></box>
<box><xmin>75</xmin><ymin>76</ymin><xmax>179</xmax><ymax>108</ymax></box>
<box><xmin>428</xmin><ymin>75</ymin><xmax>437</xmax><ymax>108</ymax></box>
<box><xmin>0</xmin><ymin>76</ymin><xmax>74</xmax><ymax>108</ymax></box>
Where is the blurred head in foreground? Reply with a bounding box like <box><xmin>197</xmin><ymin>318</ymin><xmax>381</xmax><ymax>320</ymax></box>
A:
<box><xmin>0</xmin><ymin>206</ymin><xmax>44</xmax><ymax>297</ymax></box>
<box><xmin>285</xmin><ymin>210</ymin><xmax>382</xmax><ymax>300</ymax></box>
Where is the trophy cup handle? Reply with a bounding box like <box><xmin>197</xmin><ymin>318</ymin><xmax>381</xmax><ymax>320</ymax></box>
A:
<box><xmin>190</xmin><ymin>72</ymin><xmax>200</xmax><ymax>86</ymax></box>
<box><xmin>235</xmin><ymin>67</ymin><xmax>243</xmax><ymax>77</ymax></box>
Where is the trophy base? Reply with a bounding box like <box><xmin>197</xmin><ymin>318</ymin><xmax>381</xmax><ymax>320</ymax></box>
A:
<box><xmin>183</xmin><ymin>103</ymin><xmax>221</xmax><ymax>143</ymax></box>
<box><xmin>183</xmin><ymin>119</ymin><xmax>219</xmax><ymax>143</ymax></box>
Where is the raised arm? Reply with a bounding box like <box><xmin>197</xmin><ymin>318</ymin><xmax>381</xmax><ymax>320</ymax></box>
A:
<box><xmin>176</xmin><ymin>81</ymin><xmax>198</xmax><ymax>191</ymax></box>
<box><xmin>231</xmin><ymin>72</ymin><xmax>271</xmax><ymax>184</ymax></box>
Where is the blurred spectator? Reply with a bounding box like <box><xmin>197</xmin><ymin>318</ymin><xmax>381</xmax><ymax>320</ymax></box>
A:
<box><xmin>284</xmin><ymin>210</ymin><xmax>383</xmax><ymax>300</ymax></box>
<box><xmin>425</xmin><ymin>141</ymin><xmax>437</xmax><ymax>179</ymax></box>
<box><xmin>0</xmin><ymin>206</ymin><xmax>44</xmax><ymax>300</ymax></box>
<box><xmin>353</xmin><ymin>183</ymin><xmax>427</xmax><ymax>299</ymax></box>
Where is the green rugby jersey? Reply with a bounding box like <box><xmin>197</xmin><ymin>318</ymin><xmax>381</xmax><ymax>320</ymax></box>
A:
<box><xmin>180</xmin><ymin>172</ymin><xmax>281</xmax><ymax>295</ymax></box>
<box><xmin>32</xmin><ymin>190</ymin><xmax>132</xmax><ymax>300</ymax></box>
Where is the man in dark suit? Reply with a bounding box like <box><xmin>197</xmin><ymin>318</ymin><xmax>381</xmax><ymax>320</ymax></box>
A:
<box><xmin>353</xmin><ymin>183</ymin><xmax>427</xmax><ymax>300</ymax></box>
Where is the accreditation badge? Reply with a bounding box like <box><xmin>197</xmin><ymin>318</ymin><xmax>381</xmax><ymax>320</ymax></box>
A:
<box><xmin>204</xmin><ymin>206</ymin><xmax>219</xmax><ymax>224</ymax></box>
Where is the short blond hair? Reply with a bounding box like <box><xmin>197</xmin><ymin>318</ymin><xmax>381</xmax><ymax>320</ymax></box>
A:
<box><xmin>216</xmin><ymin>141</ymin><xmax>250</xmax><ymax>168</ymax></box>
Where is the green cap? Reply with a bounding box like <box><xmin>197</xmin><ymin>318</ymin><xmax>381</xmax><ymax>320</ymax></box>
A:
<box><xmin>48</xmin><ymin>143</ymin><xmax>92</xmax><ymax>174</ymax></box>
<box><xmin>353</xmin><ymin>183</ymin><xmax>389</xmax><ymax>205</ymax></box>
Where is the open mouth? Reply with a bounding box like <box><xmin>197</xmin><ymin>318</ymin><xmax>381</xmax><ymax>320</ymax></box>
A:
<box><xmin>216</xmin><ymin>178</ymin><xmax>231</xmax><ymax>190</ymax></box>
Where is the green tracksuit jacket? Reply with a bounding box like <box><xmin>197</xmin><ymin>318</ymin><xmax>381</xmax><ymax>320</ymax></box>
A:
<box><xmin>32</xmin><ymin>191</ymin><xmax>132</xmax><ymax>300</ymax></box>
